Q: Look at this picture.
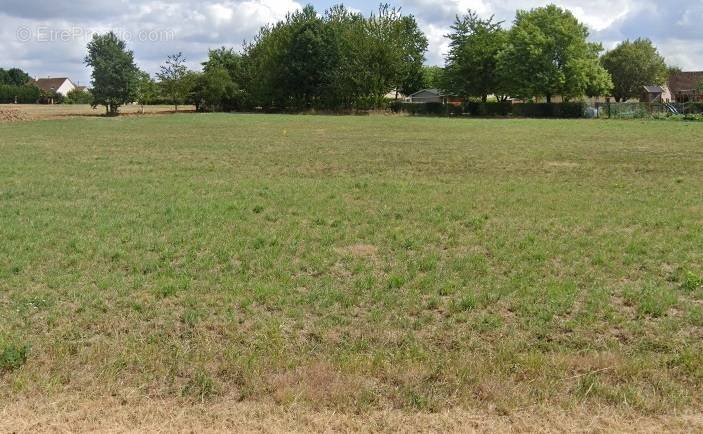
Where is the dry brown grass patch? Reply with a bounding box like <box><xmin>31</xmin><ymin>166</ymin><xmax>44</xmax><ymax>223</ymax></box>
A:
<box><xmin>2</xmin><ymin>396</ymin><xmax>703</xmax><ymax>433</ymax></box>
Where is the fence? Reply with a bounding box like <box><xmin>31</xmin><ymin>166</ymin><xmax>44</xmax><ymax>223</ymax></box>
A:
<box><xmin>387</xmin><ymin>100</ymin><xmax>703</xmax><ymax>119</ymax></box>
<box><xmin>599</xmin><ymin>102</ymin><xmax>703</xmax><ymax>119</ymax></box>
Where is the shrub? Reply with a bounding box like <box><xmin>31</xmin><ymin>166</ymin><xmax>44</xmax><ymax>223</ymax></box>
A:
<box><xmin>65</xmin><ymin>88</ymin><xmax>94</xmax><ymax>105</ymax></box>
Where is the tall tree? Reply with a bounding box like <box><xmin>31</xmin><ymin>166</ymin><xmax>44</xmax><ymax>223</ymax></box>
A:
<box><xmin>84</xmin><ymin>32</ymin><xmax>139</xmax><ymax>116</ymax></box>
<box><xmin>284</xmin><ymin>6</ymin><xmax>327</xmax><ymax>109</ymax></box>
<box><xmin>497</xmin><ymin>5</ymin><xmax>612</xmax><ymax>102</ymax></box>
<box><xmin>364</xmin><ymin>4</ymin><xmax>427</xmax><ymax>103</ymax></box>
<box><xmin>392</xmin><ymin>14</ymin><xmax>428</xmax><ymax>98</ymax></box>
<box><xmin>157</xmin><ymin>53</ymin><xmax>189</xmax><ymax>111</ymax></box>
<box><xmin>601</xmin><ymin>39</ymin><xmax>668</xmax><ymax>102</ymax></box>
<box><xmin>443</xmin><ymin>11</ymin><xmax>507</xmax><ymax>102</ymax></box>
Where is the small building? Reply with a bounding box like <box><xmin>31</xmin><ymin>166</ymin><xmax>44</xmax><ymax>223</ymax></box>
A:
<box><xmin>406</xmin><ymin>89</ymin><xmax>444</xmax><ymax>104</ymax></box>
<box><xmin>32</xmin><ymin>77</ymin><xmax>77</xmax><ymax>97</ymax></box>
<box><xmin>641</xmin><ymin>85</ymin><xmax>672</xmax><ymax>103</ymax></box>
<box><xmin>405</xmin><ymin>89</ymin><xmax>463</xmax><ymax>106</ymax></box>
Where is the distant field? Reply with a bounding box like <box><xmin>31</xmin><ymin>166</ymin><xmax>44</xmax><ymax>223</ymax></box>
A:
<box><xmin>1</xmin><ymin>114</ymin><xmax>702</xmax><ymax>431</ymax></box>
<box><xmin>0</xmin><ymin>104</ymin><xmax>194</xmax><ymax>121</ymax></box>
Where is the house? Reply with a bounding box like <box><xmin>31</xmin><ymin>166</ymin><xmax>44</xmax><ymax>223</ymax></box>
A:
<box><xmin>641</xmin><ymin>85</ymin><xmax>672</xmax><ymax>103</ymax></box>
<box><xmin>405</xmin><ymin>89</ymin><xmax>463</xmax><ymax>106</ymax></box>
<box><xmin>667</xmin><ymin>71</ymin><xmax>703</xmax><ymax>102</ymax></box>
<box><xmin>32</xmin><ymin>77</ymin><xmax>77</xmax><ymax>97</ymax></box>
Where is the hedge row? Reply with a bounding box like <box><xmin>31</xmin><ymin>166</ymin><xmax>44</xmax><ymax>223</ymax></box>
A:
<box><xmin>390</xmin><ymin>101</ymin><xmax>588</xmax><ymax>118</ymax></box>
<box><xmin>0</xmin><ymin>85</ymin><xmax>41</xmax><ymax>104</ymax></box>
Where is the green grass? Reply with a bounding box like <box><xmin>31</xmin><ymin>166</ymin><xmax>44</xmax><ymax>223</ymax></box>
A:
<box><xmin>1</xmin><ymin>114</ymin><xmax>703</xmax><ymax>413</ymax></box>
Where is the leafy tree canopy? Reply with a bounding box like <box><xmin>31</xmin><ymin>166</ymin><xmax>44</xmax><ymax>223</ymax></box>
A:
<box><xmin>498</xmin><ymin>5</ymin><xmax>612</xmax><ymax>102</ymax></box>
<box><xmin>443</xmin><ymin>11</ymin><xmax>508</xmax><ymax>101</ymax></box>
<box><xmin>0</xmin><ymin>68</ymin><xmax>31</xmax><ymax>86</ymax></box>
<box><xmin>601</xmin><ymin>38</ymin><xmax>668</xmax><ymax>101</ymax></box>
<box><xmin>84</xmin><ymin>32</ymin><xmax>139</xmax><ymax>115</ymax></box>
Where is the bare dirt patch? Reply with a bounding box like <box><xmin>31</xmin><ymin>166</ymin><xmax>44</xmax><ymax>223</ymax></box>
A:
<box><xmin>0</xmin><ymin>107</ymin><xmax>29</xmax><ymax>122</ymax></box>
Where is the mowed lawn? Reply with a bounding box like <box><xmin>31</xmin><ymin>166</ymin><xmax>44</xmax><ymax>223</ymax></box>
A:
<box><xmin>1</xmin><ymin>114</ymin><xmax>702</xmax><ymax>417</ymax></box>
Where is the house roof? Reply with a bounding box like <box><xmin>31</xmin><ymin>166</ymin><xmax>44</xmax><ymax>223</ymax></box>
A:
<box><xmin>32</xmin><ymin>77</ymin><xmax>74</xmax><ymax>93</ymax></box>
<box><xmin>668</xmin><ymin>71</ymin><xmax>703</xmax><ymax>93</ymax></box>
<box><xmin>643</xmin><ymin>85</ymin><xmax>665</xmax><ymax>93</ymax></box>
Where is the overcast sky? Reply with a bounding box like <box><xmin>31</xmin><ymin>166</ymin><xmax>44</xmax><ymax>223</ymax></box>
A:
<box><xmin>2</xmin><ymin>0</ymin><xmax>702</xmax><ymax>84</ymax></box>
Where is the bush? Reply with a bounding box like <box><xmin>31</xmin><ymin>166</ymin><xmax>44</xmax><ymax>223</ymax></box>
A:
<box><xmin>65</xmin><ymin>88</ymin><xmax>94</xmax><ymax>105</ymax></box>
<box><xmin>0</xmin><ymin>84</ymin><xmax>40</xmax><ymax>103</ymax></box>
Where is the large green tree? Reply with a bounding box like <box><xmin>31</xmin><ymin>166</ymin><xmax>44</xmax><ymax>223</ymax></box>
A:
<box><xmin>601</xmin><ymin>39</ymin><xmax>668</xmax><ymax>102</ymax></box>
<box><xmin>362</xmin><ymin>5</ymin><xmax>427</xmax><ymax>103</ymax></box>
<box><xmin>243</xmin><ymin>4</ymin><xmax>427</xmax><ymax>111</ymax></box>
<box><xmin>443</xmin><ymin>11</ymin><xmax>508</xmax><ymax>102</ymax></box>
<box><xmin>498</xmin><ymin>5</ymin><xmax>612</xmax><ymax>102</ymax></box>
<box><xmin>391</xmin><ymin>13</ymin><xmax>428</xmax><ymax>98</ymax></box>
<box><xmin>84</xmin><ymin>32</ymin><xmax>139</xmax><ymax>116</ymax></box>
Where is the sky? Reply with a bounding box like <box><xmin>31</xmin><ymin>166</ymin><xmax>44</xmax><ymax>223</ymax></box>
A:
<box><xmin>2</xmin><ymin>0</ymin><xmax>702</xmax><ymax>84</ymax></box>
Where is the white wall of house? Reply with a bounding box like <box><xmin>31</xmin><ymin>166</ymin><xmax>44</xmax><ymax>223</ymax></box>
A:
<box><xmin>56</xmin><ymin>80</ymin><xmax>76</xmax><ymax>96</ymax></box>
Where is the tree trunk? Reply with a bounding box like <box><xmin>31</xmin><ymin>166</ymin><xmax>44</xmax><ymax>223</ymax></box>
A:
<box><xmin>482</xmin><ymin>94</ymin><xmax>488</xmax><ymax>103</ymax></box>
<box><xmin>546</xmin><ymin>95</ymin><xmax>552</xmax><ymax>104</ymax></box>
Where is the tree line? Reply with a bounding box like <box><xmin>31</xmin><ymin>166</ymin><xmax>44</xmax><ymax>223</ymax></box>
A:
<box><xmin>4</xmin><ymin>3</ymin><xmax>682</xmax><ymax>113</ymax></box>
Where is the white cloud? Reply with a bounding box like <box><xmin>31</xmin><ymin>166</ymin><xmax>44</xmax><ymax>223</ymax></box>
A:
<box><xmin>1</xmin><ymin>0</ymin><xmax>303</xmax><ymax>82</ymax></box>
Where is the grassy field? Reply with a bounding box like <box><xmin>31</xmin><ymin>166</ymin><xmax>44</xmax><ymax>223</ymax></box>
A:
<box><xmin>1</xmin><ymin>113</ymin><xmax>703</xmax><ymax>431</ymax></box>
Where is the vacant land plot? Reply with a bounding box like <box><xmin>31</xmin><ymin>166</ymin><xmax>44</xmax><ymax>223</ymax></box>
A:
<box><xmin>1</xmin><ymin>114</ymin><xmax>702</xmax><ymax>431</ymax></box>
